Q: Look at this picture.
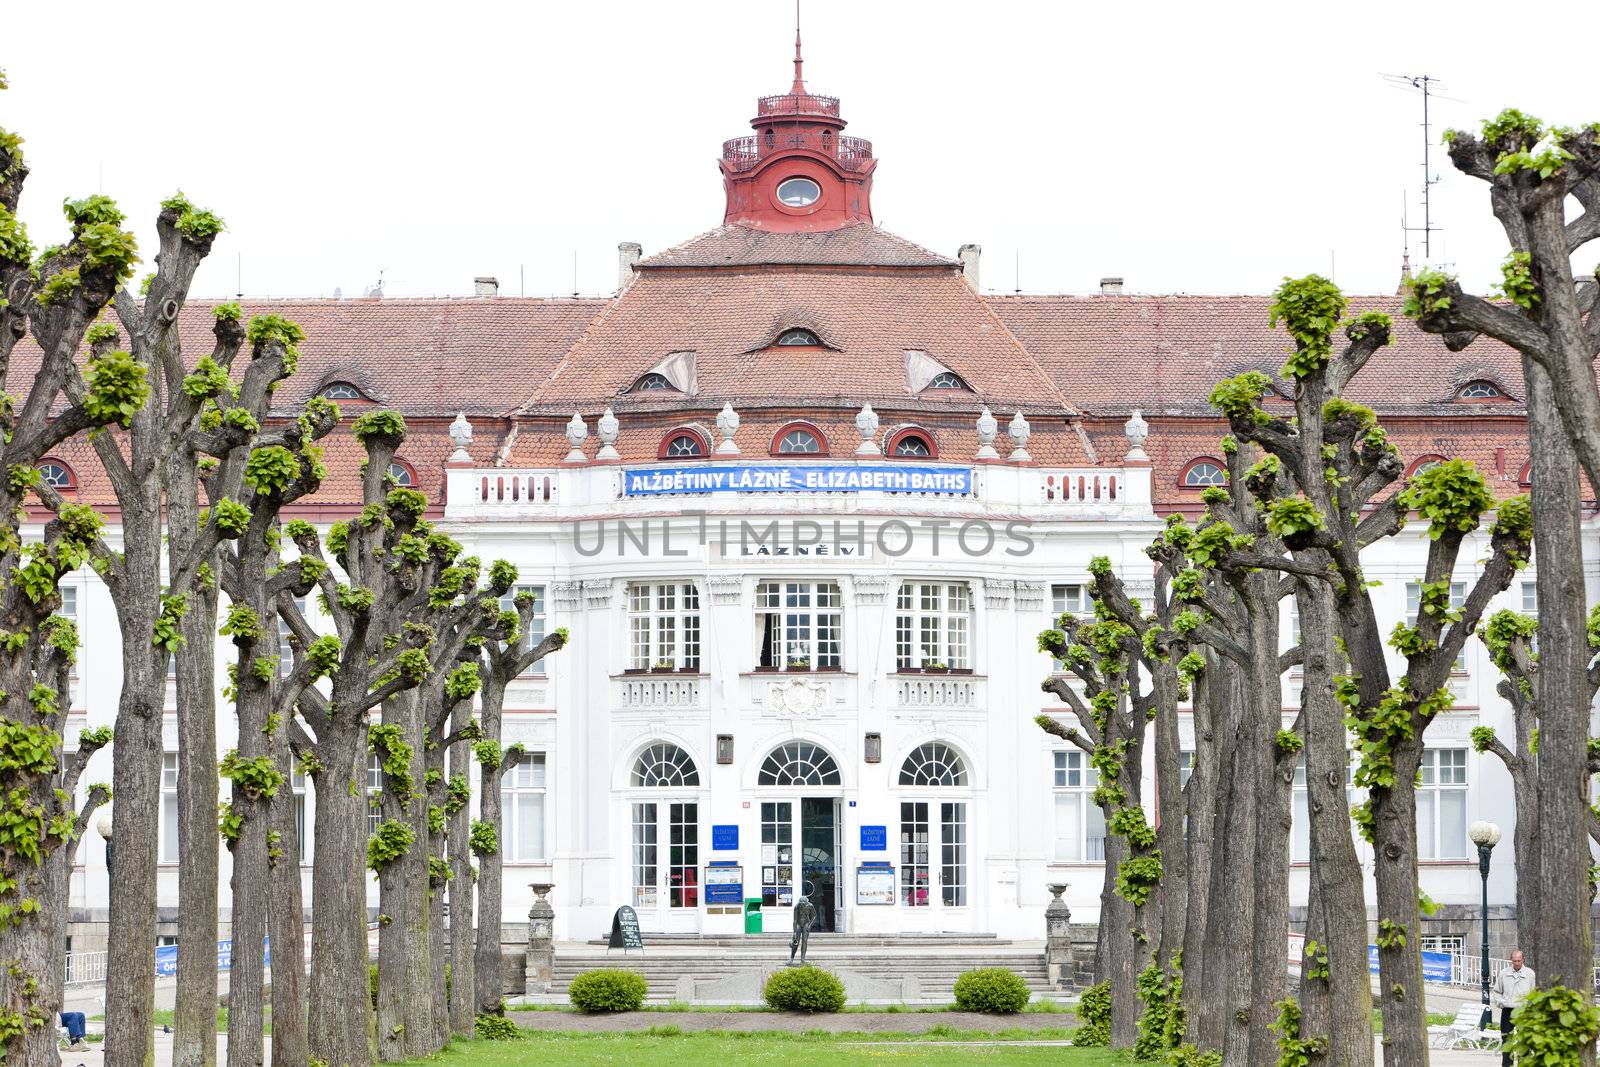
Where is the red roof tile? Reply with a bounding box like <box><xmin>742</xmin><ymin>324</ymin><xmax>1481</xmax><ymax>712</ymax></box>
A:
<box><xmin>639</xmin><ymin>223</ymin><xmax>957</xmax><ymax>269</ymax></box>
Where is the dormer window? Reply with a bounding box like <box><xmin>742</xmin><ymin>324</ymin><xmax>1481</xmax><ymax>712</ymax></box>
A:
<box><xmin>1180</xmin><ymin>459</ymin><xmax>1228</xmax><ymax>488</ymax></box>
<box><xmin>925</xmin><ymin>371</ymin><xmax>969</xmax><ymax>391</ymax></box>
<box><xmin>660</xmin><ymin>430</ymin><xmax>708</xmax><ymax>459</ymax></box>
<box><xmin>37</xmin><ymin>460</ymin><xmax>74</xmax><ymax>489</ymax></box>
<box><xmin>631</xmin><ymin>372</ymin><xmax>676</xmax><ymax>392</ymax></box>
<box><xmin>776</xmin><ymin>328</ymin><xmax>821</xmax><ymax>347</ymax></box>
<box><xmin>887</xmin><ymin>428</ymin><xmax>938</xmax><ymax>459</ymax></box>
<box><xmin>776</xmin><ymin>177</ymin><xmax>821</xmax><ymax>208</ymax></box>
<box><xmin>772</xmin><ymin>422</ymin><xmax>828</xmax><ymax>456</ymax></box>
<box><xmin>387</xmin><ymin>461</ymin><xmax>415</xmax><ymax>487</ymax></box>
<box><xmin>320</xmin><ymin>382</ymin><xmax>365</xmax><ymax>401</ymax></box>
<box><xmin>1456</xmin><ymin>380</ymin><xmax>1504</xmax><ymax>401</ymax></box>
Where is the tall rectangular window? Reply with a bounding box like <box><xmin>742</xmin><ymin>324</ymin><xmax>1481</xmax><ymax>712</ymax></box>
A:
<box><xmin>367</xmin><ymin>752</ymin><xmax>383</xmax><ymax>838</ymax></box>
<box><xmin>756</xmin><ymin>581</ymin><xmax>841</xmax><ymax>670</ymax></box>
<box><xmin>502</xmin><ymin>752</ymin><xmax>547</xmax><ymax>862</ymax></box>
<box><xmin>627</xmin><ymin>582</ymin><xmax>701</xmax><ymax>671</ymax></box>
<box><xmin>940</xmin><ymin>801</ymin><xmax>967</xmax><ymax>906</ymax></box>
<box><xmin>894</xmin><ymin>582</ymin><xmax>971</xmax><ymax>670</ymax></box>
<box><xmin>161</xmin><ymin>753</ymin><xmax>180</xmax><ymax>863</ymax></box>
<box><xmin>668</xmin><ymin>802</ymin><xmax>699</xmax><ymax>908</ymax></box>
<box><xmin>1049</xmin><ymin>585</ymin><xmax>1086</xmax><ymax>670</ymax></box>
<box><xmin>1520</xmin><ymin>581</ymin><xmax>1537</xmax><ymax>617</ymax></box>
<box><xmin>1052</xmin><ymin>750</ymin><xmax>1106</xmax><ymax>862</ymax></box>
<box><xmin>760</xmin><ymin>802</ymin><xmax>794</xmax><ymax>906</ymax></box>
<box><xmin>498</xmin><ymin>585</ymin><xmax>548</xmax><ymax>676</ymax></box>
<box><xmin>1291</xmin><ymin>755</ymin><xmax>1355</xmax><ymax>863</ymax></box>
<box><xmin>632</xmin><ymin>802</ymin><xmax>658</xmax><ymax>908</ymax></box>
<box><xmin>1417</xmin><ymin>748</ymin><xmax>1468</xmax><ymax>860</ymax></box>
<box><xmin>899</xmin><ymin>801</ymin><xmax>930</xmax><ymax>906</ymax></box>
<box><xmin>1179</xmin><ymin>750</ymin><xmax>1194</xmax><ymax>789</ymax></box>
<box><xmin>277</xmin><ymin>594</ymin><xmax>307</xmax><ymax>676</ymax></box>
<box><xmin>1406</xmin><ymin>581</ymin><xmax>1467</xmax><ymax>670</ymax></box>
<box><xmin>60</xmin><ymin>586</ymin><xmax>78</xmax><ymax>678</ymax></box>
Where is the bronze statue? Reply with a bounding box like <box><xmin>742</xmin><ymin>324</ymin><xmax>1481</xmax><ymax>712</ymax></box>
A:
<box><xmin>788</xmin><ymin>889</ymin><xmax>818</xmax><ymax>964</ymax></box>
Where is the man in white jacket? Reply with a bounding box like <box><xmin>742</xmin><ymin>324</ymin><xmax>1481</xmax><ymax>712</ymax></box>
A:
<box><xmin>1490</xmin><ymin>950</ymin><xmax>1535</xmax><ymax>1065</ymax></box>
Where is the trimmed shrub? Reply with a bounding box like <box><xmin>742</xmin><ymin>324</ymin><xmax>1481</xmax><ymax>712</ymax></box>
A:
<box><xmin>763</xmin><ymin>965</ymin><xmax>846</xmax><ymax>1013</ymax></box>
<box><xmin>475</xmin><ymin>1013</ymin><xmax>522</xmax><ymax>1040</ymax></box>
<box><xmin>1074</xmin><ymin>980</ymin><xmax>1112</xmax><ymax>1047</ymax></box>
<box><xmin>568</xmin><ymin>968</ymin><xmax>647</xmax><ymax>1013</ymax></box>
<box><xmin>953</xmin><ymin>967</ymin><xmax>1031</xmax><ymax>1014</ymax></box>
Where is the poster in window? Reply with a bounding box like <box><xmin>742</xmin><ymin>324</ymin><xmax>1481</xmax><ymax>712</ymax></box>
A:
<box><xmin>778</xmin><ymin>866</ymin><xmax>792</xmax><ymax>883</ymax></box>
<box><xmin>856</xmin><ymin>865</ymin><xmax>896</xmax><ymax>906</ymax></box>
<box><xmin>634</xmin><ymin>886</ymin><xmax>657</xmax><ymax>909</ymax></box>
<box><xmin>778</xmin><ymin>846</ymin><xmax>792</xmax><ymax>864</ymax></box>
<box><xmin>777</xmin><ymin>885</ymin><xmax>793</xmax><ymax>906</ymax></box>
<box><xmin>762</xmin><ymin>844</ymin><xmax>778</xmax><ymax>866</ymax></box>
<box><xmin>762</xmin><ymin>866</ymin><xmax>776</xmax><ymax>884</ymax></box>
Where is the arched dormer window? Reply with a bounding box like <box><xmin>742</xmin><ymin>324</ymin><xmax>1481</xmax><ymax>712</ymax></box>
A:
<box><xmin>37</xmin><ymin>459</ymin><xmax>74</xmax><ymax>490</ymax></box>
<box><xmin>658</xmin><ymin>428</ymin><xmax>709</xmax><ymax>460</ymax></box>
<box><xmin>320</xmin><ymin>382</ymin><xmax>365</xmax><ymax>401</ymax></box>
<box><xmin>887</xmin><ymin>428</ymin><xmax>937</xmax><ymax>459</ymax></box>
<box><xmin>632</xmin><ymin>743</ymin><xmax>700</xmax><ymax>787</ymax></box>
<box><xmin>630</xmin><ymin>372</ymin><xmax>676</xmax><ymax>393</ymax></box>
<box><xmin>387</xmin><ymin>460</ymin><xmax>416</xmax><ymax>487</ymax></box>
<box><xmin>1406</xmin><ymin>454</ymin><xmax>1447</xmax><ymax>479</ymax></box>
<box><xmin>771</xmin><ymin>422</ymin><xmax>828</xmax><ymax>457</ymax></box>
<box><xmin>1179</xmin><ymin>459</ymin><xmax>1228</xmax><ymax>488</ymax></box>
<box><xmin>1456</xmin><ymin>380</ymin><xmax>1505</xmax><ymax>401</ymax></box>
<box><xmin>1518</xmin><ymin>460</ymin><xmax>1532</xmax><ymax>487</ymax></box>
<box><xmin>898</xmin><ymin>742</ymin><xmax>968</xmax><ymax>787</ymax></box>
<box><xmin>758</xmin><ymin>742</ymin><xmax>841</xmax><ymax>787</ymax></box>
<box><xmin>924</xmin><ymin>371</ymin><xmax>969</xmax><ymax>391</ymax></box>
<box><xmin>776</xmin><ymin>328</ymin><xmax>821</xmax><ymax>347</ymax></box>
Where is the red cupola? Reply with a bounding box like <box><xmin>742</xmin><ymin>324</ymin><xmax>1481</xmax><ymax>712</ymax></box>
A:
<box><xmin>719</xmin><ymin>27</ymin><xmax>876</xmax><ymax>232</ymax></box>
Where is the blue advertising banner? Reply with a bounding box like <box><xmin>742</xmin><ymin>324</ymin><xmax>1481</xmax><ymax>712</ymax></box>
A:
<box><xmin>1366</xmin><ymin>945</ymin><xmax>1452</xmax><ymax>983</ymax></box>
<box><xmin>860</xmin><ymin>825</ymin><xmax>887</xmax><ymax>851</ymax></box>
<box><xmin>622</xmin><ymin>464</ymin><xmax>973</xmax><ymax>497</ymax></box>
<box><xmin>155</xmin><ymin>937</ymin><xmax>270</xmax><ymax>977</ymax></box>
<box><xmin>705</xmin><ymin>862</ymin><xmax>743</xmax><ymax>905</ymax></box>
<box><xmin>712</xmin><ymin>824</ymin><xmax>739</xmax><ymax>851</ymax></box>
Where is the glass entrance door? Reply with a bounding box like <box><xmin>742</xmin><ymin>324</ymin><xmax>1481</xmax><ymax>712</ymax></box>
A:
<box><xmin>760</xmin><ymin>798</ymin><xmax>841</xmax><ymax>933</ymax></box>
<box><xmin>800</xmin><ymin>797</ymin><xmax>839</xmax><ymax>933</ymax></box>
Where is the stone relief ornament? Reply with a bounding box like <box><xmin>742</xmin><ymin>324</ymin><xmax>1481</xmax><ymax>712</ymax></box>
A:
<box><xmin>770</xmin><ymin>678</ymin><xmax>828</xmax><ymax>717</ymax></box>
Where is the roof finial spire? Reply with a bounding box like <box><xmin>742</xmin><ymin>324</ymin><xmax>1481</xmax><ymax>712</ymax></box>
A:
<box><xmin>791</xmin><ymin>0</ymin><xmax>805</xmax><ymax>93</ymax></box>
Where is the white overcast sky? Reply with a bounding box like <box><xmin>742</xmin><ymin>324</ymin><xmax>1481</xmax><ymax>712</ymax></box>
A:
<box><xmin>6</xmin><ymin>0</ymin><xmax>1597</xmax><ymax>300</ymax></box>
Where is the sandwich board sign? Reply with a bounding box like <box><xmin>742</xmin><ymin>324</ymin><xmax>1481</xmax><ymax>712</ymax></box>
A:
<box><xmin>608</xmin><ymin>905</ymin><xmax>643</xmax><ymax>952</ymax></box>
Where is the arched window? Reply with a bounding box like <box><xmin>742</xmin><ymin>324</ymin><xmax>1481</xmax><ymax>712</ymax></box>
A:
<box><xmin>890</xmin><ymin>431</ymin><xmax>935</xmax><ymax>458</ymax></box>
<box><xmin>924</xmin><ymin>371</ymin><xmax>969</xmax><ymax>391</ymax></box>
<box><xmin>320</xmin><ymin>382</ymin><xmax>365</xmax><ymax>401</ymax></box>
<box><xmin>659</xmin><ymin>429</ymin><xmax>707</xmax><ymax>459</ymax></box>
<box><xmin>758</xmin><ymin>742</ymin><xmax>841</xmax><ymax>786</ymax></box>
<box><xmin>772</xmin><ymin>423</ymin><xmax>827</xmax><ymax>456</ymax></box>
<box><xmin>1406</xmin><ymin>455</ymin><xmax>1446</xmax><ymax>478</ymax></box>
<box><xmin>898</xmin><ymin>743</ymin><xmax>968</xmax><ymax>787</ymax></box>
<box><xmin>387</xmin><ymin>461</ymin><xmax>415</xmax><ymax>487</ymax></box>
<box><xmin>631</xmin><ymin>372</ymin><xmax>675</xmax><ymax>392</ymax></box>
<box><xmin>632</xmin><ymin>743</ymin><xmax>700</xmax><ymax>787</ymax></box>
<box><xmin>36</xmin><ymin>460</ymin><xmax>74</xmax><ymax>489</ymax></box>
<box><xmin>1518</xmin><ymin>460</ymin><xmax>1532</xmax><ymax>487</ymax></box>
<box><xmin>1456</xmin><ymin>380</ymin><xmax>1504</xmax><ymax>401</ymax></box>
<box><xmin>776</xmin><ymin>328</ymin><xmax>821</xmax><ymax>346</ymax></box>
<box><xmin>1180</xmin><ymin>459</ymin><xmax>1228</xmax><ymax>488</ymax></box>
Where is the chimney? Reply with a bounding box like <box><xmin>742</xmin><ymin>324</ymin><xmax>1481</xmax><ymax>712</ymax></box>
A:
<box><xmin>958</xmin><ymin>243</ymin><xmax>981</xmax><ymax>290</ymax></box>
<box><xmin>474</xmin><ymin>276</ymin><xmax>499</xmax><ymax>298</ymax></box>
<box><xmin>617</xmin><ymin>242</ymin><xmax>643</xmax><ymax>291</ymax></box>
<box><xmin>1099</xmin><ymin>277</ymin><xmax>1124</xmax><ymax>295</ymax></box>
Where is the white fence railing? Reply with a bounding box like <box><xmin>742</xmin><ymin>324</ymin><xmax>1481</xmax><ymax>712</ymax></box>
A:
<box><xmin>64</xmin><ymin>950</ymin><xmax>107</xmax><ymax>986</ymax></box>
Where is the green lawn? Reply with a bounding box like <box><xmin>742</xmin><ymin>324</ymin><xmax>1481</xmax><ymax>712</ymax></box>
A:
<box><xmin>398</xmin><ymin>1030</ymin><xmax>1120</xmax><ymax>1065</ymax></box>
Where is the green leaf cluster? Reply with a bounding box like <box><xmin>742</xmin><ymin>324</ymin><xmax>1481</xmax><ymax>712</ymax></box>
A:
<box><xmin>367</xmin><ymin>819</ymin><xmax>415</xmax><ymax>871</ymax></box>
<box><xmin>1399</xmin><ymin>458</ymin><xmax>1493</xmax><ymax>538</ymax></box>
<box><xmin>1269</xmin><ymin>275</ymin><xmax>1346</xmax><ymax>379</ymax></box>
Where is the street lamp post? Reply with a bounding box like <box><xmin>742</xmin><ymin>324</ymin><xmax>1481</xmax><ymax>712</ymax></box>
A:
<box><xmin>1468</xmin><ymin>820</ymin><xmax>1502</xmax><ymax>1030</ymax></box>
<box><xmin>95</xmin><ymin>811</ymin><xmax>113</xmax><ymax>953</ymax></box>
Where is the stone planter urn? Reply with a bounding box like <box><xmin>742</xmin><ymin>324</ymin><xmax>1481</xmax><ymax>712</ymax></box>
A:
<box><xmin>525</xmin><ymin>883</ymin><xmax>556</xmax><ymax>994</ymax></box>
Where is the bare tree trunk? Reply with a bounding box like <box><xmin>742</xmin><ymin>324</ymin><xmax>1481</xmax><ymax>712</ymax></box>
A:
<box><xmin>375</xmin><ymin>691</ymin><xmax>433</xmax><ymax>1062</ymax></box>
<box><xmin>447</xmin><ymin>736</ymin><xmax>476</xmax><ymax>1036</ymax></box>
<box><xmin>1370</xmin><ymin>763</ymin><xmax>1428</xmax><ymax>1066</ymax></box>
<box><xmin>1246</xmin><ymin>585</ymin><xmax>1293</xmax><ymax>1067</ymax></box>
<box><xmin>1508</xmin><ymin>761</ymin><xmax>1539</xmax><ymax>958</ymax></box>
<box><xmin>1152</xmin><ymin>671</ymin><xmax>1187</xmax><ymax>971</ymax></box>
<box><xmin>473</xmin><ymin>680</ymin><xmax>509</xmax><ymax>1015</ymax></box>
<box><xmin>1181</xmin><ymin>662</ymin><xmax>1225</xmax><ymax>1044</ymax></box>
<box><xmin>1214</xmin><ymin>667</ymin><xmax>1258</xmax><ymax>1062</ymax></box>
<box><xmin>268</xmin><ymin>733</ymin><xmax>308</xmax><ymax>1067</ymax></box>
<box><xmin>225</xmin><ymin>808</ymin><xmax>268</xmax><ymax>1067</ymax></box>
<box><xmin>1099</xmin><ymin>831</ymin><xmax>1139</xmax><ymax>1045</ymax></box>
<box><xmin>307</xmin><ymin>728</ymin><xmax>374</xmax><ymax>1067</ymax></box>
<box><xmin>1524</xmin><ymin>355</ymin><xmax>1595</xmax><ymax>1051</ymax></box>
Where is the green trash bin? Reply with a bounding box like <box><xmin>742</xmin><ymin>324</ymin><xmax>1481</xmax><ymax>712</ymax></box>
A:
<box><xmin>743</xmin><ymin>898</ymin><xmax>762</xmax><ymax>934</ymax></box>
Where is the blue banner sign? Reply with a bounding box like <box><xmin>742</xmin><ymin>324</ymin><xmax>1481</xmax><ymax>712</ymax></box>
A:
<box><xmin>860</xmin><ymin>825</ymin><xmax>887</xmax><ymax>851</ymax></box>
<box><xmin>712</xmin><ymin>824</ymin><xmax>739</xmax><ymax>851</ymax></box>
<box><xmin>155</xmin><ymin>937</ymin><xmax>269</xmax><ymax>977</ymax></box>
<box><xmin>1366</xmin><ymin>945</ymin><xmax>1452</xmax><ymax>983</ymax></box>
<box><xmin>622</xmin><ymin>464</ymin><xmax>973</xmax><ymax>497</ymax></box>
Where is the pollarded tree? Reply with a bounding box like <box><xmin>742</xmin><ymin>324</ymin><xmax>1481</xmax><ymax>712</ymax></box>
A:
<box><xmin>1471</xmin><ymin>607</ymin><xmax>1600</xmax><ymax>952</ymax></box>
<box><xmin>273</xmin><ymin>412</ymin><xmax>518</xmax><ymax>1067</ymax></box>
<box><xmin>470</xmin><ymin>596</ymin><xmax>566</xmax><ymax>1017</ymax></box>
<box><xmin>1405</xmin><ymin>113</ymin><xmax>1600</xmax><ymax>1048</ymax></box>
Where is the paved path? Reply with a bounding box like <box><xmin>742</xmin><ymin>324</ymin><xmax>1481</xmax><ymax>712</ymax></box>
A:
<box><xmin>510</xmin><ymin>1008</ymin><xmax>1076</xmax><ymax>1033</ymax></box>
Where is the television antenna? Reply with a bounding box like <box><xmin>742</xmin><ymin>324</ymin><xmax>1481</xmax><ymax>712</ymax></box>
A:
<box><xmin>1381</xmin><ymin>73</ymin><xmax>1463</xmax><ymax>259</ymax></box>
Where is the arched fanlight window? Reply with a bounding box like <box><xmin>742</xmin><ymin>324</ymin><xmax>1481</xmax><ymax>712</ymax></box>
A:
<box><xmin>1407</xmin><ymin>455</ymin><xmax>1446</xmax><ymax>478</ymax></box>
<box><xmin>898</xmin><ymin>742</ymin><xmax>968</xmax><ymax>787</ymax></box>
<box><xmin>924</xmin><ymin>371</ymin><xmax>969</xmax><ymax>391</ymax></box>
<box><xmin>661</xmin><ymin>431</ymin><xmax>706</xmax><ymax>459</ymax></box>
<box><xmin>758</xmin><ymin>742</ymin><xmax>841</xmax><ymax>786</ymax></box>
<box><xmin>774</xmin><ymin>424</ymin><xmax>826</xmax><ymax>456</ymax></box>
<box><xmin>631</xmin><ymin>372</ymin><xmax>675</xmax><ymax>392</ymax></box>
<box><xmin>1180</xmin><ymin>459</ymin><xmax>1228</xmax><ymax>488</ymax></box>
<box><xmin>891</xmin><ymin>432</ymin><xmax>934</xmax><ymax>458</ymax></box>
<box><xmin>1456</xmin><ymin>380</ymin><xmax>1504</xmax><ymax>400</ymax></box>
<box><xmin>36</xmin><ymin>460</ymin><xmax>74</xmax><ymax>489</ymax></box>
<box><xmin>387</xmin><ymin>461</ymin><xmax>415</xmax><ymax>487</ymax></box>
<box><xmin>320</xmin><ymin>382</ymin><xmax>365</xmax><ymax>401</ymax></box>
<box><xmin>632</xmin><ymin>743</ymin><xmax>700</xmax><ymax>787</ymax></box>
<box><xmin>776</xmin><ymin>328</ymin><xmax>821</xmax><ymax>346</ymax></box>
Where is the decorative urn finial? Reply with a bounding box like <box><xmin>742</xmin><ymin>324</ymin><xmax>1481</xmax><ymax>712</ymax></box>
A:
<box><xmin>596</xmin><ymin>407</ymin><xmax>620</xmax><ymax>462</ymax></box>
<box><xmin>1124</xmin><ymin>409</ymin><xmax>1150</xmax><ymax>461</ymax></box>
<box><xmin>564</xmin><ymin>412</ymin><xmax>588</xmax><ymax>464</ymax></box>
<box><xmin>975</xmin><ymin>407</ymin><xmax>1000</xmax><ymax>460</ymax></box>
<box><xmin>716</xmin><ymin>402</ymin><xmax>742</xmax><ymax>455</ymax></box>
<box><xmin>855</xmin><ymin>403</ymin><xmax>881</xmax><ymax>455</ymax></box>
<box><xmin>447</xmin><ymin>412</ymin><xmax>473</xmax><ymax>463</ymax></box>
<box><xmin>1007</xmin><ymin>411</ymin><xmax>1032</xmax><ymax>462</ymax></box>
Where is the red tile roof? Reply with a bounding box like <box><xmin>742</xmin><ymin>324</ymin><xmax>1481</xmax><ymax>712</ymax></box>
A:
<box><xmin>639</xmin><ymin>223</ymin><xmax>957</xmax><ymax>269</ymax></box>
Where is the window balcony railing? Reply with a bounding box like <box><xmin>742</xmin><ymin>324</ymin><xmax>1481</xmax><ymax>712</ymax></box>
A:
<box><xmin>720</xmin><ymin>133</ymin><xmax>874</xmax><ymax>175</ymax></box>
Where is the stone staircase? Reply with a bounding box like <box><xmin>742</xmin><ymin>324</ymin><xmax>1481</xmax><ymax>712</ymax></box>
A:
<box><xmin>541</xmin><ymin>935</ymin><xmax>1078</xmax><ymax>1006</ymax></box>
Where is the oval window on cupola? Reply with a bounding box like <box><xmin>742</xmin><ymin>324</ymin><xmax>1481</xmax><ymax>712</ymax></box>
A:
<box><xmin>776</xmin><ymin>177</ymin><xmax>821</xmax><ymax>207</ymax></box>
